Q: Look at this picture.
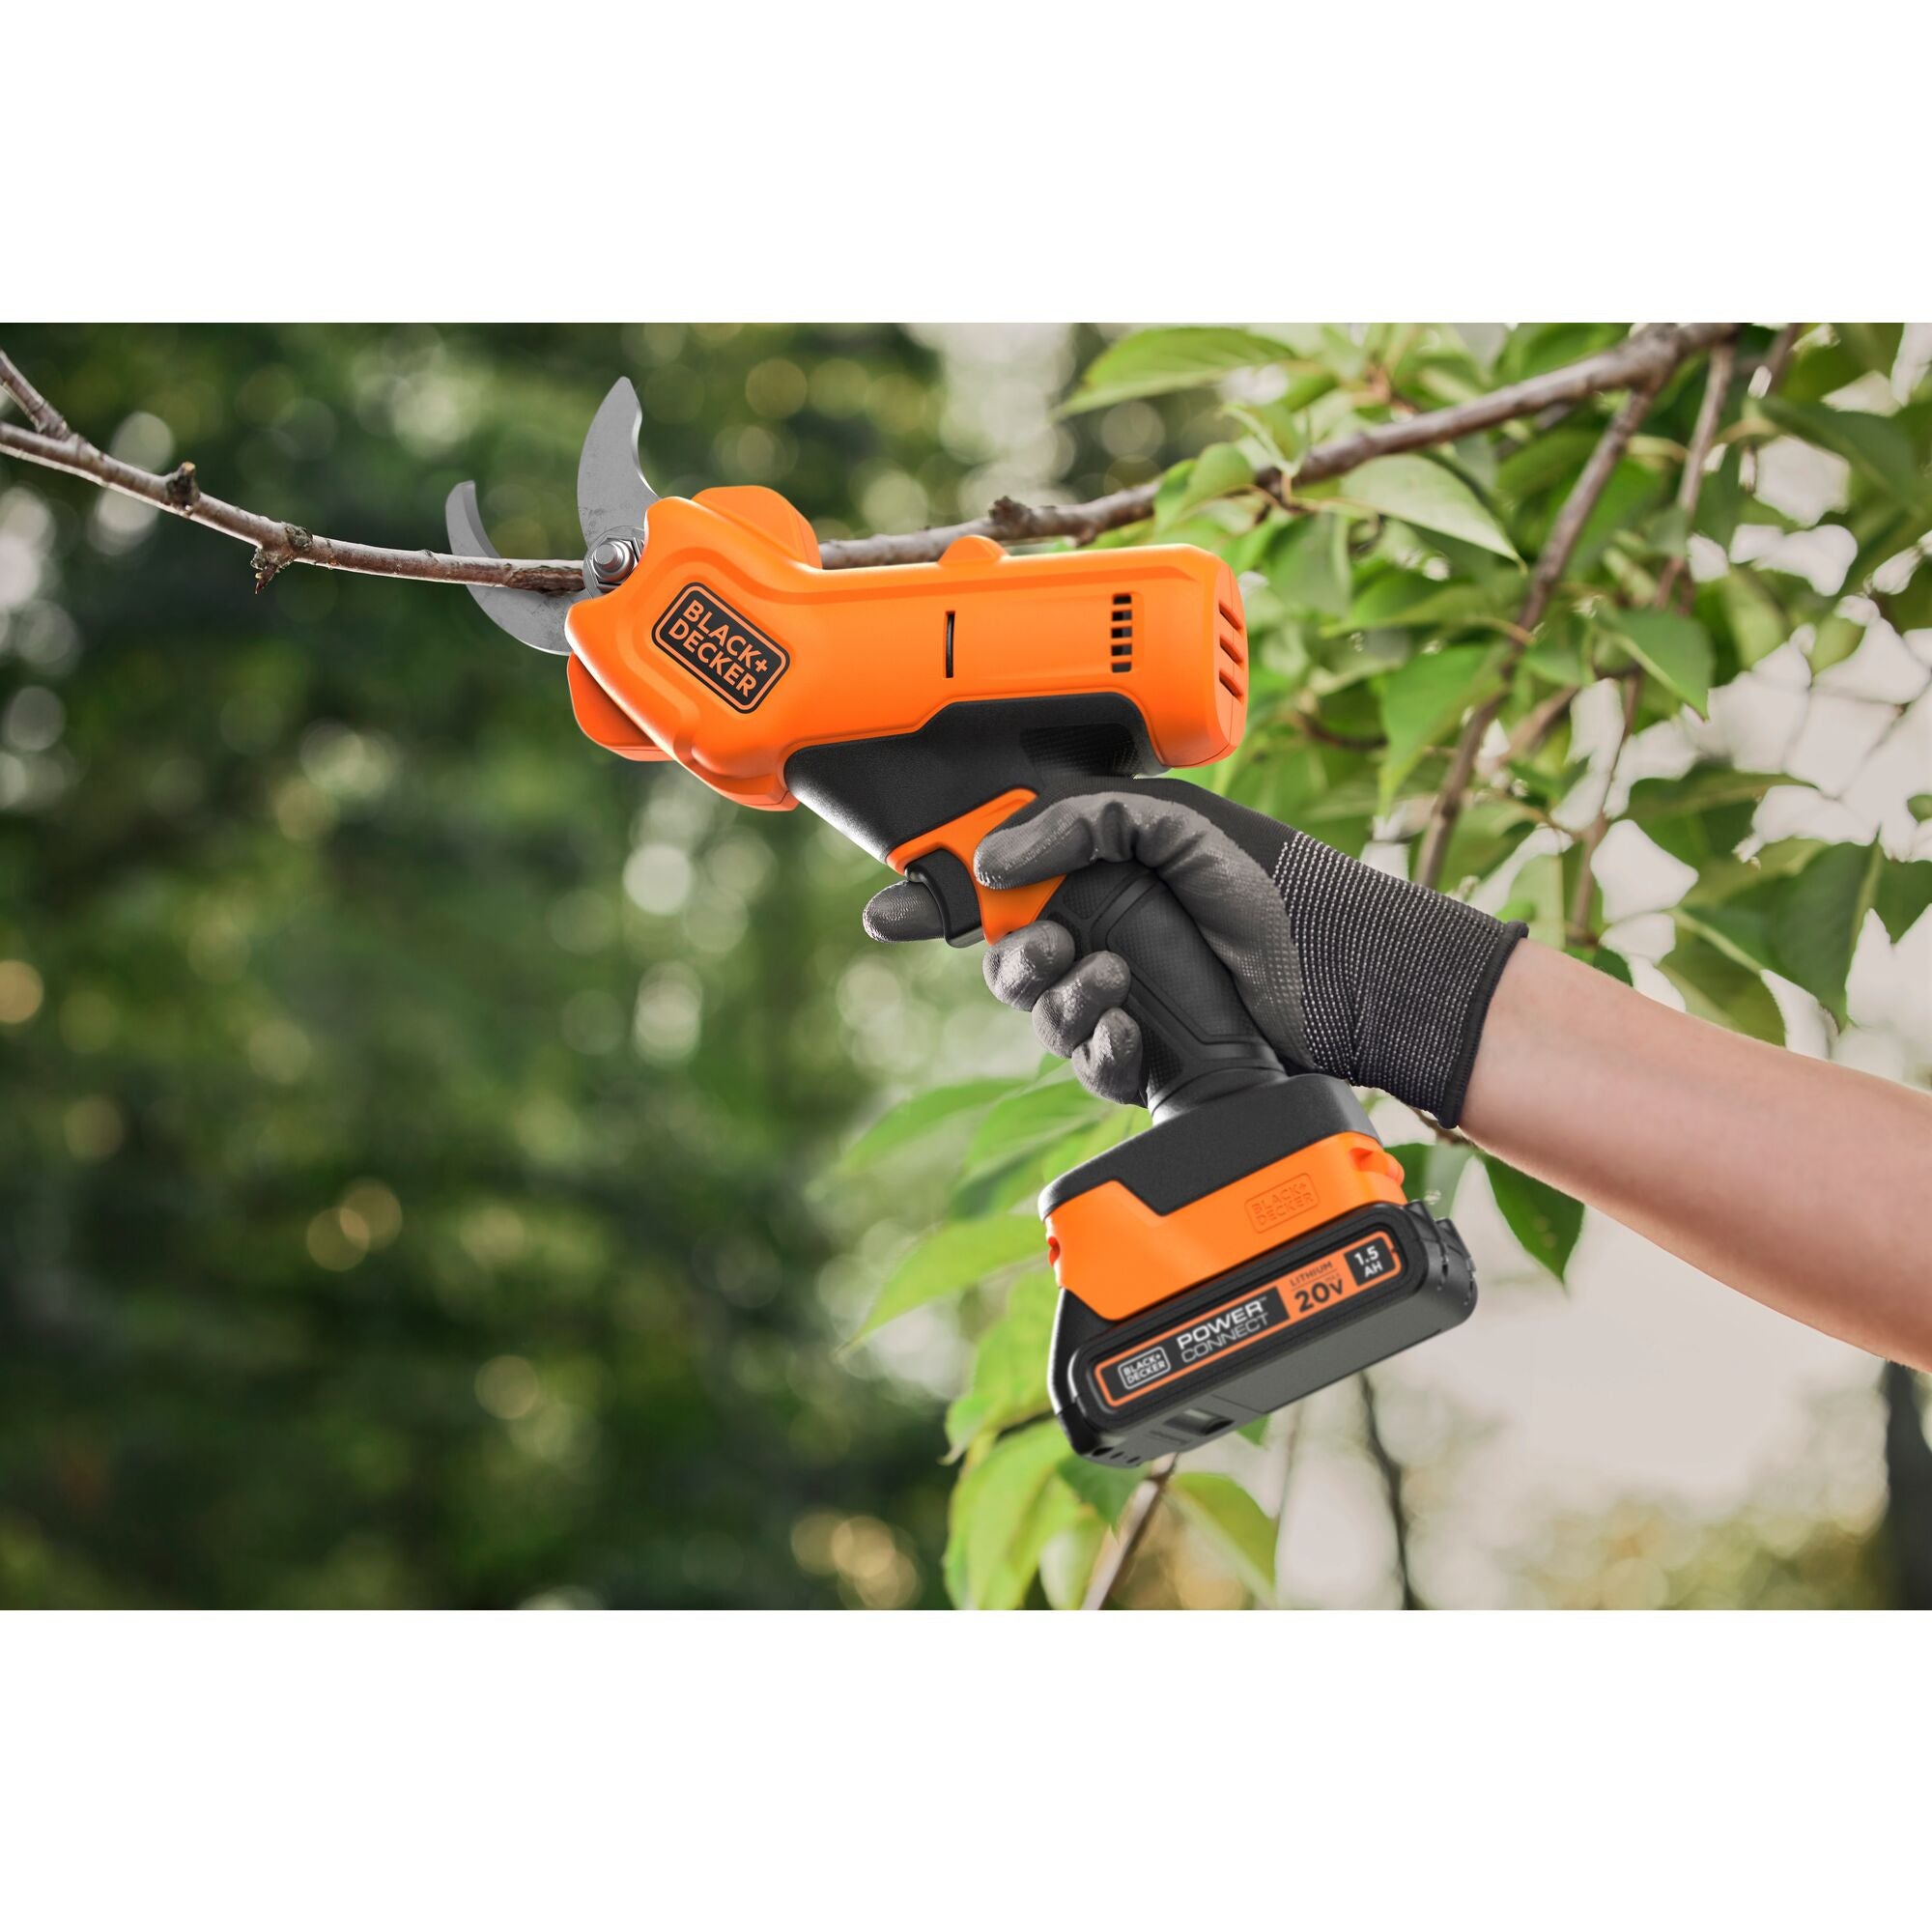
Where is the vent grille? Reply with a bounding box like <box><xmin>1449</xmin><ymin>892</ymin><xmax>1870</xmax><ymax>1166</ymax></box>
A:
<box><xmin>1214</xmin><ymin>593</ymin><xmax>1247</xmax><ymax>700</ymax></box>
<box><xmin>1109</xmin><ymin>590</ymin><xmax>1134</xmax><ymax>673</ymax></box>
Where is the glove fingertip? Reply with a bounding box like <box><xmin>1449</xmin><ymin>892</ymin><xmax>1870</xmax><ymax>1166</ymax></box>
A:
<box><xmin>1072</xmin><ymin>1008</ymin><xmax>1143</xmax><ymax>1107</ymax></box>
<box><xmin>862</xmin><ymin>879</ymin><xmax>944</xmax><ymax>943</ymax></box>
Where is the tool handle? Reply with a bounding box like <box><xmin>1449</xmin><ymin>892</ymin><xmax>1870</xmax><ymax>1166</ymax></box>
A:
<box><xmin>1037</xmin><ymin>846</ymin><xmax>1288</xmax><ymax>1124</ymax></box>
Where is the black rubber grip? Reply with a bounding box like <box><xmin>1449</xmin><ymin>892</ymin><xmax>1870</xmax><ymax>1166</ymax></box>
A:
<box><xmin>1040</xmin><ymin>858</ymin><xmax>1288</xmax><ymax>1123</ymax></box>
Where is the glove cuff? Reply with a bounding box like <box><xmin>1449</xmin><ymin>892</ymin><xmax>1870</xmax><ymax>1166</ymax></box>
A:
<box><xmin>1271</xmin><ymin>831</ymin><xmax>1525</xmax><ymax>1127</ymax></box>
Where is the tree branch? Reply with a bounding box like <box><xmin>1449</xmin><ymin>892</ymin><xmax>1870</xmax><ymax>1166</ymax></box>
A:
<box><xmin>1567</xmin><ymin>342</ymin><xmax>1736</xmax><ymax>942</ymax></box>
<box><xmin>1081</xmin><ymin>1453</ymin><xmax>1177</xmax><ymax>1610</ymax></box>
<box><xmin>0</xmin><ymin>350</ymin><xmax>70</xmax><ymax>439</ymax></box>
<box><xmin>0</xmin><ymin>412</ymin><xmax>588</xmax><ymax>596</ymax></box>
<box><xmin>1356</xmin><ymin>1374</ymin><xmax>1421</xmax><ymax>1610</ymax></box>
<box><xmin>1654</xmin><ymin>338</ymin><xmax>1735</xmax><ymax>608</ymax></box>
<box><xmin>1413</xmin><ymin>367</ymin><xmax>1684</xmax><ymax>891</ymax></box>
<box><xmin>0</xmin><ymin>327</ymin><xmax>1740</xmax><ymax>597</ymax></box>
<box><xmin>1565</xmin><ymin>668</ymin><xmax>1643</xmax><ymax>946</ymax></box>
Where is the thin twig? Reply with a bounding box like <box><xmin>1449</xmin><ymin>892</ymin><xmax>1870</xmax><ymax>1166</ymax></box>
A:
<box><xmin>0</xmin><ymin>327</ymin><xmax>1740</xmax><ymax>595</ymax></box>
<box><xmin>1566</xmin><ymin>345</ymin><xmax>1737</xmax><ymax>941</ymax></box>
<box><xmin>1081</xmin><ymin>1453</ymin><xmax>1178</xmax><ymax>1610</ymax></box>
<box><xmin>1654</xmin><ymin>339</ymin><xmax>1735</xmax><ymax>608</ymax></box>
<box><xmin>1269</xmin><ymin>1406</ymin><xmax>1306</xmax><ymax>1604</ymax></box>
<box><xmin>1486</xmin><ymin>682</ymin><xmax>1583</xmax><ymax>780</ymax></box>
<box><xmin>0</xmin><ymin>351</ymin><xmax>69</xmax><ymax>439</ymax></box>
<box><xmin>1356</xmin><ymin>1374</ymin><xmax>1421</xmax><ymax>1610</ymax></box>
<box><xmin>1564</xmin><ymin>669</ymin><xmax>1644</xmax><ymax>946</ymax></box>
<box><xmin>1414</xmin><ymin>372</ymin><xmax>1679</xmax><ymax>891</ymax></box>
<box><xmin>1759</xmin><ymin>324</ymin><xmax>1802</xmax><ymax>396</ymax></box>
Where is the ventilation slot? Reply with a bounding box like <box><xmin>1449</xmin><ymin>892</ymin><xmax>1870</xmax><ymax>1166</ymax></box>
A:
<box><xmin>1215</xmin><ymin>594</ymin><xmax>1248</xmax><ymax>700</ymax></box>
<box><xmin>1109</xmin><ymin>591</ymin><xmax>1134</xmax><ymax>674</ymax></box>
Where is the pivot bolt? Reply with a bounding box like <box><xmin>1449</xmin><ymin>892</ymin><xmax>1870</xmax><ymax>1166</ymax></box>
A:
<box><xmin>589</xmin><ymin>535</ymin><xmax>639</xmax><ymax>589</ymax></box>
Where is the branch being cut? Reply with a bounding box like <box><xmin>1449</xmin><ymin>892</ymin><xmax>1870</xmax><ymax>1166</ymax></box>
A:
<box><xmin>0</xmin><ymin>327</ymin><xmax>1739</xmax><ymax>597</ymax></box>
<box><xmin>0</xmin><ymin>397</ymin><xmax>585</xmax><ymax>597</ymax></box>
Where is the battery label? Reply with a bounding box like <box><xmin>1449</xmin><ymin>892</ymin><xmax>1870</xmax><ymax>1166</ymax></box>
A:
<box><xmin>1091</xmin><ymin>1232</ymin><xmax>1404</xmax><ymax>1408</ymax></box>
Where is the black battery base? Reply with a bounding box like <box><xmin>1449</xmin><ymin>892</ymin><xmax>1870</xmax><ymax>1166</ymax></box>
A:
<box><xmin>1050</xmin><ymin>1201</ymin><xmax>1476</xmax><ymax>1467</ymax></box>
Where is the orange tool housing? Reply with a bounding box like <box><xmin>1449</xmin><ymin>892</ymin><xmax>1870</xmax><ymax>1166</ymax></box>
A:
<box><xmin>562</xmin><ymin>488</ymin><xmax>1247</xmax><ymax>814</ymax></box>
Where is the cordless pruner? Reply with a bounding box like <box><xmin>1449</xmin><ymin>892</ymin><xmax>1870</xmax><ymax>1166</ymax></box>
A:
<box><xmin>449</xmin><ymin>381</ymin><xmax>1474</xmax><ymax>1468</ymax></box>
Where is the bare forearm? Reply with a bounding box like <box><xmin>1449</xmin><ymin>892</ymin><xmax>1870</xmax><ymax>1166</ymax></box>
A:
<box><xmin>1462</xmin><ymin>942</ymin><xmax>1932</xmax><ymax>1367</ymax></box>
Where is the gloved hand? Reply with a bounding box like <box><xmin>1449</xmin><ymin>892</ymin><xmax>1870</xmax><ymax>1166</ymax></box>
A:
<box><xmin>863</xmin><ymin>781</ymin><xmax>1524</xmax><ymax>1128</ymax></box>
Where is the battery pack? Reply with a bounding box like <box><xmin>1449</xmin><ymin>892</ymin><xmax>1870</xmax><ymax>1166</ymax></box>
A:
<box><xmin>1039</xmin><ymin>1075</ymin><xmax>1477</xmax><ymax>1466</ymax></box>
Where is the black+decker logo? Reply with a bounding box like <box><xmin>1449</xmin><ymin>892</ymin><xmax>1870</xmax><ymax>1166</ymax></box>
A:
<box><xmin>652</xmin><ymin>584</ymin><xmax>790</xmax><ymax>712</ymax></box>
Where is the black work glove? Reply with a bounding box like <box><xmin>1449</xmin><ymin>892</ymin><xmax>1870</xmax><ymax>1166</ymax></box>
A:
<box><xmin>863</xmin><ymin>781</ymin><xmax>1524</xmax><ymax>1129</ymax></box>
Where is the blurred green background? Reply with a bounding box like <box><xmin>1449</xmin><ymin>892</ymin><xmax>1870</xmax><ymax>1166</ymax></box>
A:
<box><xmin>1</xmin><ymin>325</ymin><xmax>1927</xmax><ymax>1608</ymax></box>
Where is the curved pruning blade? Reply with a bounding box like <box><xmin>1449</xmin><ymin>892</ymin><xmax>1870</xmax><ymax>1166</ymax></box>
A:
<box><xmin>578</xmin><ymin>378</ymin><xmax>659</xmax><ymax>546</ymax></box>
<box><xmin>444</xmin><ymin>480</ymin><xmax>583</xmax><ymax>655</ymax></box>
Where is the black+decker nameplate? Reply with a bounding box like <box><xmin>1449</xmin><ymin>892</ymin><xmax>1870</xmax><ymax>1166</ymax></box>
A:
<box><xmin>652</xmin><ymin>584</ymin><xmax>791</xmax><ymax>711</ymax></box>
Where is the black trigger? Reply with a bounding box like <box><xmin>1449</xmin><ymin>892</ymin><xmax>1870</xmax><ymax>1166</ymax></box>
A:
<box><xmin>904</xmin><ymin>850</ymin><xmax>984</xmax><ymax>948</ymax></box>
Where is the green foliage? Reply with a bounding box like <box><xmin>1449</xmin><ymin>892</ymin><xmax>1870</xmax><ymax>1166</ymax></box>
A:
<box><xmin>847</xmin><ymin>1213</ymin><xmax>1044</xmax><ymax>1347</ymax></box>
<box><xmin>1483</xmin><ymin>1156</ymin><xmax>1585</xmax><ymax>1285</ymax></box>
<box><xmin>0</xmin><ymin>323</ymin><xmax>976</xmax><ymax>1607</ymax></box>
<box><xmin>8</xmin><ymin>323</ymin><xmax>1928</xmax><ymax>1611</ymax></box>
<box><xmin>1168</xmin><ymin>1472</ymin><xmax>1279</xmax><ymax>1604</ymax></box>
<box><xmin>1605</xmin><ymin>610</ymin><xmax>1714</xmax><ymax>716</ymax></box>
<box><xmin>854</xmin><ymin>323</ymin><xmax>1932</xmax><ymax>1611</ymax></box>
<box><xmin>1062</xmin><ymin>327</ymin><xmax>1299</xmax><ymax>414</ymax></box>
<box><xmin>1342</xmin><ymin>455</ymin><xmax>1519</xmax><ymax>559</ymax></box>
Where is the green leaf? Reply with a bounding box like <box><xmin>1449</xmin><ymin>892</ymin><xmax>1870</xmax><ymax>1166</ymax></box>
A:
<box><xmin>1834</xmin><ymin>323</ymin><xmax>1903</xmax><ymax>377</ymax></box>
<box><xmin>1626</xmin><ymin>767</ymin><xmax>1783</xmax><ymax>825</ymax></box>
<box><xmin>1626</xmin><ymin>766</ymin><xmax>1782</xmax><ymax>871</ymax></box>
<box><xmin>1719</xmin><ymin>571</ymin><xmax>1789</xmax><ymax>670</ymax></box>
<box><xmin>1761</xmin><ymin>396</ymin><xmax>1922</xmax><ymax>505</ymax></box>
<box><xmin>849</xmin><ymin>1213</ymin><xmax>1045</xmax><ymax>1346</ymax></box>
<box><xmin>1484</xmin><ymin>1156</ymin><xmax>1583</xmax><ymax>1285</ymax></box>
<box><xmin>1769</xmin><ymin>839</ymin><xmax>1882</xmax><ymax>1024</ymax></box>
<box><xmin>1345</xmin><ymin>454</ymin><xmax>1519</xmax><ymax>559</ymax></box>
<box><xmin>1875</xmin><ymin>859</ymin><xmax>1932</xmax><ymax>943</ymax></box>
<box><xmin>1661</xmin><ymin>929</ymin><xmax>1785</xmax><ymax>1045</ymax></box>
<box><xmin>1605</xmin><ymin>609</ymin><xmax>1715</xmax><ymax>717</ymax></box>
<box><xmin>1347</xmin><ymin>573</ymin><xmax>1495</xmax><ymax>632</ymax></box>
<box><xmin>945</xmin><ymin>1423</ymin><xmax>1082</xmax><ymax>1608</ymax></box>
<box><xmin>1908</xmin><ymin>795</ymin><xmax>1932</xmax><ymax>823</ymax></box>
<box><xmin>1385</xmin><ymin>1139</ymin><xmax>1472</xmax><ymax>1210</ymax></box>
<box><xmin>1694</xmin><ymin>446</ymin><xmax>1744</xmax><ymax>549</ymax></box>
<box><xmin>944</xmin><ymin>1271</ymin><xmax>1058</xmax><ymax>1456</ymax></box>
<box><xmin>838</xmin><ymin>1077</ymin><xmax>1015</xmax><ymax>1173</ymax></box>
<box><xmin>1570</xmin><ymin>945</ymin><xmax>1634</xmax><ymax>985</ymax></box>
<box><xmin>1779</xmin><ymin>338</ymin><xmax>1865</xmax><ymax>406</ymax></box>
<box><xmin>1376</xmin><ymin>645</ymin><xmax>1500</xmax><ymax>806</ymax></box>
<box><xmin>1063</xmin><ymin>327</ymin><xmax>1298</xmax><ymax>414</ymax></box>
<box><xmin>958</xmin><ymin>1075</ymin><xmax>1102</xmax><ymax>1179</ymax></box>
<box><xmin>1057</xmin><ymin>1456</ymin><xmax>1143</xmax><ymax>1527</ymax></box>
<box><xmin>1266</xmin><ymin>514</ymin><xmax>1352</xmax><ymax>618</ymax></box>
<box><xmin>1164</xmin><ymin>440</ymin><xmax>1255</xmax><ymax>524</ymax></box>
<box><xmin>1168</xmin><ymin>1472</ymin><xmax>1278</xmax><ymax>1605</ymax></box>
<box><xmin>1037</xmin><ymin>1516</ymin><xmax>1107</xmax><ymax>1610</ymax></box>
<box><xmin>1809</xmin><ymin>613</ymin><xmax>1864</xmax><ymax>673</ymax></box>
<box><xmin>952</xmin><ymin>1110</ymin><xmax>1129</xmax><ymax>1220</ymax></box>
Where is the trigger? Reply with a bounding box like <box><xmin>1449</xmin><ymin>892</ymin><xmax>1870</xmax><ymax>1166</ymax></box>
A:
<box><xmin>903</xmin><ymin>850</ymin><xmax>984</xmax><ymax>948</ymax></box>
